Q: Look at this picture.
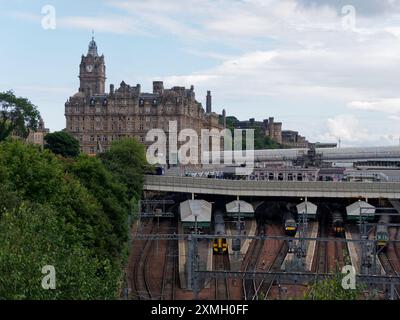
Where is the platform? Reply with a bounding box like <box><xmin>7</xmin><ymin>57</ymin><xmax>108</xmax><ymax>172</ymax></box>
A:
<box><xmin>178</xmin><ymin>223</ymin><xmax>213</xmax><ymax>290</ymax></box>
<box><xmin>345</xmin><ymin>225</ymin><xmax>361</xmax><ymax>274</ymax></box>
<box><xmin>304</xmin><ymin>222</ymin><xmax>319</xmax><ymax>271</ymax></box>
<box><xmin>282</xmin><ymin>221</ymin><xmax>318</xmax><ymax>271</ymax></box>
<box><xmin>226</xmin><ymin>219</ymin><xmax>257</xmax><ymax>270</ymax></box>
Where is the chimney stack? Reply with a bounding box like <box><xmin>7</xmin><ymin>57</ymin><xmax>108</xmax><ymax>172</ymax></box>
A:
<box><xmin>206</xmin><ymin>90</ymin><xmax>212</xmax><ymax>113</ymax></box>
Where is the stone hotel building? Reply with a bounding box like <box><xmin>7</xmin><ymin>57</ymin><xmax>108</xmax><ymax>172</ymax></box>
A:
<box><xmin>65</xmin><ymin>37</ymin><xmax>224</xmax><ymax>155</ymax></box>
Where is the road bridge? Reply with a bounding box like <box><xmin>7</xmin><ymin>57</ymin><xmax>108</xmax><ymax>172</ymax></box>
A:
<box><xmin>144</xmin><ymin>175</ymin><xmax>400</xmax><ymax>199</ymax></box>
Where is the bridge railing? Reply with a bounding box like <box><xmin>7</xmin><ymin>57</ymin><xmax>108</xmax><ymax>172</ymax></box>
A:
<box><xmin>144</xmin><ymin>175</ymin><xmax>400</xmax><ymax>196</ymax></box>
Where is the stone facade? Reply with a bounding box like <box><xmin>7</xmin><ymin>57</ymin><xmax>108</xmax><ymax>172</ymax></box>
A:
<box><xmin>264</xmin><ymin>117</ymin><xmax>282</xmax><ymax>144</ymax></box>
<box><xmin>281</xmin><ymin>130</ymin><xmax>309</xmax><ymax>148</ymax></box>
<box><xmin>65</xmin><ymin>38</ymin><xmax>223</xmax><ymax>155</ymax></box>
<box><xmin>26</xmin><ymin>117</ymin><xmax>50</xmax><ymax>148</ymax></box>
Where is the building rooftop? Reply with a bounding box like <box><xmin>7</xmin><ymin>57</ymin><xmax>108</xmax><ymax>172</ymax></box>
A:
<box><xmin>346</xmin><ymin>201</ymin><xmax>375</xmax><ymax>216</ymax></box>
<box><xmin>296</xmin><ymin>201</ymin><xmax>317</xmax><ymax>214</ymax></box>
<box><xmin>226</xmin><ymin>200</ymin><xmax>254</xmax><ymax>214</ymax></box>
<box><xmin>180</xmin><ymin>200</ymin><xmax>212</xmax><ymax>223</ymax></box>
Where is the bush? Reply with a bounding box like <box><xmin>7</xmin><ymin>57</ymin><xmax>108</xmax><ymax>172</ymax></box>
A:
<box><xmin>0</xmin><ymin>139</ymin><xmax>146</xmax><ymax>299</ymax></box>
<box><xmin>44</xmin><ymin>131</ymin><xmax>80</xmax><ymax>158</ymax></box>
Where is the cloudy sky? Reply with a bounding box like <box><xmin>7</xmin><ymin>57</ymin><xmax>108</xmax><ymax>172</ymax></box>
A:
<box><xmin>1</xmin><ymin>0</ymin><xmax>400</xmax><ymax>147</ymax></box>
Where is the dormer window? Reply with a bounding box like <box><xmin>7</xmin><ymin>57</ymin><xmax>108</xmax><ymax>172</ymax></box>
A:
<box><xmin>102</xmin><ymin>98</ymin><xmax>108</xmax><ymax>106</ymax></box>
<box><xmin>152</xmin><ymin>99</ymin><xmax>157</xmax><ymax>106</ymax></box>
<box><xmin>90</xmin><ymin>97</ymin><xmax>96</xmax><ymax>106</ymax></box>
<box><xmin>139</xmin><ymin>98</ymin><xmax>144</xmax><ymax>106</ymax></box>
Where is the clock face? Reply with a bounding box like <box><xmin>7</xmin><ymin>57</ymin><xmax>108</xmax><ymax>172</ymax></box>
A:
<box><xmin>86</xmin><ymin>64</ymin><xmax>94</xmax><ymax>72</ymax></box>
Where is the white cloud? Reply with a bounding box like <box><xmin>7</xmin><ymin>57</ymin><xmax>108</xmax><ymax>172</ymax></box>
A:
<box><xmin>348</xmin><ymin>99</ymin><xmax>400</xmax><ymax>114</ymax></box>
<box><xmin>326</xmin><ymin>115</ymin><xmax>369</xmax><ymax>142</ymax></box>
<box><xmin>314</xmin><ymin>114</ymin><xmax>400</xmax><ymax>147</ymax></box>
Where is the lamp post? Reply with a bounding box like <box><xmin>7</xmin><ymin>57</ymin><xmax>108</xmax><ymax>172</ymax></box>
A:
<box><xmin>192</xmin><ymin>210</ymin><xmax>200</xmax><ymax>298</ymax></box>
<box><xmin>234</xmin><ymin>196</ymin><xmax>242</xmax><ymax>260</ymax></box>
<box><xmin>194</xmin><ymin>211</ymin><xmax>199</xmax><ymax>235</ymax></box>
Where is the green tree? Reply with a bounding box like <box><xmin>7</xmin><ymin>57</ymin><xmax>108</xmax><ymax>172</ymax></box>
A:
<box><xmin>224</xmin><ymin>116</ymin><xmax>240</xmax><ymax>132</ymax></box>
<box><xmin>0</xmin><ymin>140</ymin><xmax>126</xmax><ymax>299</ymax></box>
<box><xmin>66</xmin><ymin>154</ymin><xmax>130</xmax><ymax>259</ymax></box>
<box><xmin>0</xmin><ymin>91</ymin><xmax>40</xmax><ymax>142</ymax></box>
<box><xmin>304</xmin><ymin>272</ymin><xmax>364</xmax><ymax>300</ymax></box>
<box><xmin>99</xmin><ymin>138</ymin><xmax>148</xmax><ymax>201</ymax></box>
<box><xmin>0</xmin><ymin>202</ymin><xmax>119</xmax><ymax>300</ymax></box>
<box><xmin>0</xmin><ymin>138</ymin><xmax>147</xmax><ymax>299</ymax></box>
<box><xmin>44</xmin><ymin>131</ymin><xmax>80</xmax><ymax>158</ymax></box>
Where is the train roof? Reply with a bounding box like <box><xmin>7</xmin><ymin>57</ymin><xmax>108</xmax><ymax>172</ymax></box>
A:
<box><xmin>180</xmin><ymin>200</ymin><xmax>212</xmax><ymax>223</ymax></box>
<box><xmin>226</xmin><ymin>200</ymin><xmax>255</xmax><ymax>214</ymax></box>
<box><xmin>296</xmin><ymin>201</ymin><xmax>317</xmax><ymax>214</ymax></box>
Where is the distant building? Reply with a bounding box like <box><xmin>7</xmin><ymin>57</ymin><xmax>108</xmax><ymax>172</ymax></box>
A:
<box><xmin>281</xmin><ymin>130</ymin><xmax>309</xmax><ymax>148</ymax></box>
<box><xmin>26</xmin><ymin>117</ymin><xmax>50</xmax><ymax>148</ymax></box>
<box><xmin>237</xmin><ymin>117</ymin><xmax>282</xmax><ymax>144</ymax></box>
<box><xmin>235</xmin><ymin>116</ymin><xmax>337</xmax><ymax>149</ymax></box>
<box><xmin>264</xmin><ymin>117</ymin><xmax>282</xmax><ymax>144</ymax></box>
<box><xmin>65</xmin><ymin>37</ymin><xmax>223</xmax><ymax>155</ymax></box>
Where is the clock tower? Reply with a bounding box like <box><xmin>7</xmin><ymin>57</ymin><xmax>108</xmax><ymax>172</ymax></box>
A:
<box><xmin>79</xmin><ymin>36</ymin><xmax>106</xmax><ymax>95</ymax></box>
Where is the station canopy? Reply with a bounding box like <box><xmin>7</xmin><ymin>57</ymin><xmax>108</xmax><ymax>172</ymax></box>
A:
<box><xmin>346</xmin><ymin>201</ymin><xmax>375</xmax><ymax>217</ymax></box>
<box><xmin>226</xmin><ymin>200</ymin><xmax>255</xmax><ymax>217</ymax></box>
<box><xmin>296</xmin><ymin>201</ymin><xmax>317</xmax><ymax>214</ymax></box>
<box><xmin>180</xmin><ymin>200</ymin><xmax>212</xmax><ymax>224</ymax></box>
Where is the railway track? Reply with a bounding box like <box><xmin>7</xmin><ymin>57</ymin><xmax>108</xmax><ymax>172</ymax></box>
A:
<box><xmin>378</xmin><ymin>227</ymin><xmax>400</xmax><ymax>299</ymax></box>
<box><xmin>214</xmin><ymin>254</ymin><xmax>230</xmax><ymax>300</ymax></box>
<box><xmin>394</xmin><ymin>228</ymin><xmax>400</xmax><ymax>271</ymax></box>
<box><xmin>257</xmin><ymin>224</ymin><xmax>288</xmax><ymax>300</ymax></box>
<box><xmin>378</xmin><ymin>252</ymin><xmax>400</xmax><ymax>299</ymax></box>
<box><xmin>161</xmin><ymin>237</ymin><xmax>177</xmax><ymax>300</ymax></box>
<box><xmin>133</xmin><ymin>220</ymin><xmax>155</xmax><ymax>300</ymax></box>
<box><xmin>333</xmin><ymin>235</ymin><xmax>346</xmax><ymax>271</ymax></box>
<box><xmin>315</xmin><ymin>215</ymin><xmax>328</xmax><ymax>274</ymax></box>
<box><xmin>242</xmin><ymin>224</ymin><xmax>265</xmax><ymax>300</ymax></box>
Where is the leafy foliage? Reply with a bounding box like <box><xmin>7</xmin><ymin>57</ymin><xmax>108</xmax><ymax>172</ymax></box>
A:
<box><xmin>0</xmin><ymin>203</ymin><xmax>118</xmax><ymax>299</ymax></box>
<box><xmin>99</xmin><ymin>138</ymin><xmax>148</xmax><ymax>201</ymax></box>
<box><xmin>304</xmin><ymin>272</ymin><xmax>364</xmax><ymax>300</ymax></box>
<box><xmin>0</xmin><ymin>91</ymin><xmax>40</xmax><ymax>142</ymax></box>
<box><xmin>66</xmin><ymin>154</ymin><xmax>130</xmax><ymax>259</ymax></box>
<box><xmin>44</xmin><ymin>131</ymin><xmax>80</xmax><ymax>158</ymax></box>
<box><xmin>0</xmin><ymin>138</ymin><xmax>147</xmax><ymax>299</ymax></box>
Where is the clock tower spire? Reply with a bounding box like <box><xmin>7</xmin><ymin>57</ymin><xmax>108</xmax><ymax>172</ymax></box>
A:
<box><xmin>79</xmin><ymin>34</ymin><xmax>106</xmax><ymax>95</ymax></box>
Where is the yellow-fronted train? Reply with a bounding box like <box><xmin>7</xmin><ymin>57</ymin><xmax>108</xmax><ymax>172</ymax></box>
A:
<box><xmin>213</xmin><ymin>210</ymin><xmax>228</xmax><ymax>254</ymax></box>
<box><xmin>332</xmin><ymin>211</ymin><xmax>344</xmax><ymax>236</ymax></box>
<box><xmin>283</xmin><ymin>211</ymin><xmax>297</xmax><ymax>236</ymax></box>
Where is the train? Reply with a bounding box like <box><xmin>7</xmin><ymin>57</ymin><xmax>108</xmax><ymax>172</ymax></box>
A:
<box><xmin>283</xmin><ymin>211</ymin><xmax>297</xmax><ymax>236</ymax></box>
<box><xmin>213</xmin><ymin>210</ymin><xmax>228</xmax><ymax>254</ymax></box>
<box><xmin>376</xmin><ymin>215</ymin><xmax>390</xmax><ymax>251</ymax></box>
<box><xmin>331</xmin><ymin>211</ymin><xmax>345</xmax><ymax>236</ymax></box>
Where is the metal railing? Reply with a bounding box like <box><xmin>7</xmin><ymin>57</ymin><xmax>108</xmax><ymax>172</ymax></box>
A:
<box><xmin>144</xmin><ymin>175</ymin><xmax>400</xmax><ymax>198</ymax></box>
